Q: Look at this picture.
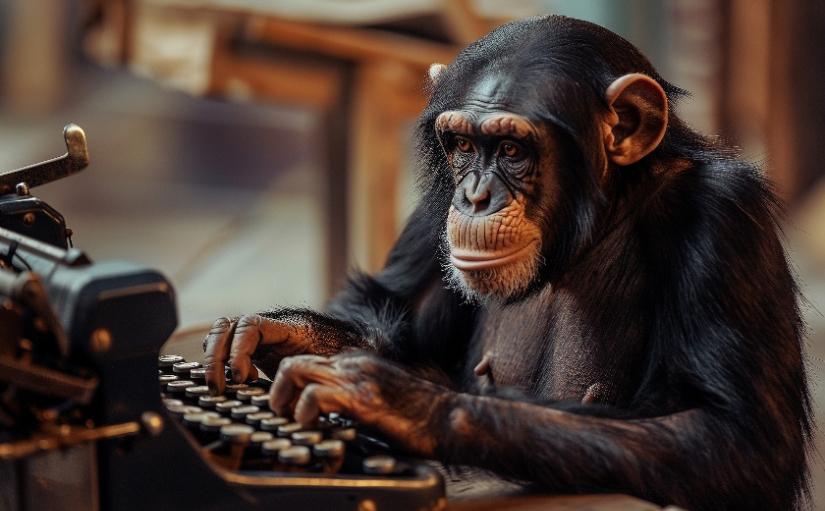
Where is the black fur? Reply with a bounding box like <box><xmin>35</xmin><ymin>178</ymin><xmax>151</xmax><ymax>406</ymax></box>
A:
<box><xmin>273</xmin><ymin>16</ymin><xmax>811</xmax><ymax>510</ymax></box>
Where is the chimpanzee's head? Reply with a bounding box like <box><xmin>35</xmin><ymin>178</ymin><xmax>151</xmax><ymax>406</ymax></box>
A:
<box><xmin>418</xmin><ymin>16</ymin><xmax>680</xmax><ymax>302</ymax></box>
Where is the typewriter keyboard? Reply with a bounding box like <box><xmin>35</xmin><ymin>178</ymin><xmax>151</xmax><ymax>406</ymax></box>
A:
<box><xmin>158</xmin><ymin>354</ymin><xmax>407</xmax><ymax>477</ymax></box>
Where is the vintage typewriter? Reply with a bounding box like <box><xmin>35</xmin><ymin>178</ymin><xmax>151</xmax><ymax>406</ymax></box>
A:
<box><xmin>0</xmin><ymin>125</ymin><xmax>445</xmax><ymax>511</ymax></box>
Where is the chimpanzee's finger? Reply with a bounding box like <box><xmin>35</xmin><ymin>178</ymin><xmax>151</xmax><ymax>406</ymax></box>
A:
<box><xmin>293</xmin><ymin>383</ymin><xmax>348</xmax><ymax>425</ymax></box>
<box><xmin>269</xmin><ymin>355</ymin><xmax>336</xmax><ymax>415</ymax></box>
<box><xmin>202</xmin><ymin>317</ymin><xmax>236</xmax><ymax>395</ymax></box>
<box><xmin>228</xmin><ymin>315</ymin><xmax>266</xmax><ymax>383</ymax></box>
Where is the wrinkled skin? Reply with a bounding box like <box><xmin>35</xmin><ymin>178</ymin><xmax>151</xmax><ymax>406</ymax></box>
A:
<box><xmin>269</xmin><ymin>353</ymin><xmax>449</xmax><ymax>456</ymax></box>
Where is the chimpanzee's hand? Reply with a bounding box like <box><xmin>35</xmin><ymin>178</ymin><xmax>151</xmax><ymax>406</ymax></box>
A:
<box><xmin>202</xmin><ymin>314</ymin><xmax>340</xmax><ymax>395</ymax></box>
<box><xmin>269</xmin><ymin>352</ymin><xmax>451</xmax><ymax>457</ymax></box>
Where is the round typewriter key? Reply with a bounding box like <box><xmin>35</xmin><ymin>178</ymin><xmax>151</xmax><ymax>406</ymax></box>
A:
<box><xmin>260</xmin><ymin>417</ymin><xmax>289</xmax><ymax>431</ymax></box>
<box><xmin>159</xmin><ymin>374</ymin><xmax>178</xmax><ymax>390</ymax></box>
<box><xmin>250</xmin><ymin>394</ymin><xmax>271</xmax><ymax>407</ymax></box>
<box><xmin>230</xmin><ymin>405</ymin><xmax>260</xmax><ymax>420</ymax></box>
<box><xmin>184</xmin><ymin>385</ymin><xmax>210</xmax><ymax>401</ymax></box>
<box><xmin>220</xmin><ymin>424</ymin><xmax>254</xmax><ymax>443</ymax></box>
<box><xmin>163</xmin><ymin>398</ymin><xmax>183</xmax><ymax>408</ymax></box>
<box><xmin>331</xmin><ymin>427</ymin><xmax>357</xmax><ymax>442</ymax></box>
<box><xmin>198</xmin><ymin>395</ymin><xmax>227</xmax><ymax>409</ymax></box>
<box><xmin>236</xmin><ymin>388</ymin><xmax>266</xmax><ymax>402</ymax></box>
<box><xmin>224</xmin><ymin>383</ymin><xmax>249</xmax><ymax>397</ymax></box>
<box><xmin>200</xmin><ymin>416</ymin><xmax>231</xmax><ymax>432</ymax></box>
<box><xmin>313</xmin><ymin>439</ymin><xmax>345</xmax><ymax>458</ymax></box>
<box><xmin>158</xmin><ymin>354</ymin><xmax>184</xmax><ymax>371</ymax></box>
<box><xmin>172</xmin><ymin>361</ymin><xmax>201</xmax><ymax>375</ymax></box>
<box><xmin>291</xmin><ymin>430</ymin><xmax>323</xmax><ymax>446</ymax></box>
<box><xmin>249</xmin><ymin>431</ymin><xmax>274</xmax><ymax>448</ymax></box>
<box><xmin>190</xmin><ymin>367</ymin><xmax>207</xmax><ymax>381</ymax></box>
<box><xmin>261</xmin><ymin>438</ymin><xmax>291</xmax><ymax>456</ymax></box>
<box><xmin>363</xmin><ymin>455</ymin><xmax>397</xmax><ymax>475</ymax></box>
<box><xmin>183</xmin><ymin>411</ymin><xmax>219</xmax><ymax>429</ymax></box>
<box><xmin>277</xmin><ymin>422</ymin><xmax>303</xmax><ymax>438</ymax></box>
<box><xmin>278</xmin><ymin>445</ymin><xmax>311</xmax><ymax>466</ymax></box>
<box><xmin>245</xmin><ymin>411</ymin><xmax>274</xmax><ymax>427</ymax></box>
<box><xmin>167</xmin><ymin>404</ymin><xmax>202</xmax><ymax>419</ymax></box>
<box><xmin>215</xmin><ymin>400</ymin><xmax>242</xmax><ymax>414</ymax></box>
<box><xmin>167</xmin><ymin>380</ymin><xmax>195</xmax><ymax>395</ymax></box>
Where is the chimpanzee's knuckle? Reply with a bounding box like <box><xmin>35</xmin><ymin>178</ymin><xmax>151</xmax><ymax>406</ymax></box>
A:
<box><xmin>303</xmin><ymin>383</ymin><xmax>321</xmax><ymax>400</ymax></box>
<box><xmin>277</xmin><ymin>356</ymin><xmax>297</xmax><ymax>374</ymax></box>
<box><xmin>346</xmin><ymin>353</ymin><xmax>379</xmax><ymax>372</ymax></box>
<box><xmin>209</xmin><ymin>316</ymin><xmax>233</xmax><ymax>332</ymax></box>
<box><xmin>236</xmin><ymin>314</ymin><xmax>262</xmax><ymax>329</ymax></box>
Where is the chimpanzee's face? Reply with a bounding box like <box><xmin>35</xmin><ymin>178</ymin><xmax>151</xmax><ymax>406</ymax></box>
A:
<box><xmin>435</xmin><ymin>74</ymin><xmax>563</xmax><ymax>301</ymax></box>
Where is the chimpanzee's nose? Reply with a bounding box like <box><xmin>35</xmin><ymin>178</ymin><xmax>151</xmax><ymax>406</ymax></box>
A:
<box><xmin>452</xmin><ymin>173</ymin><xmax>513</xmax><ymax>216</ymax></box>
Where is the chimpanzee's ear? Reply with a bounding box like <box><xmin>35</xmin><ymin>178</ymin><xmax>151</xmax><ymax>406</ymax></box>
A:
<box><xmin>602</xmin><ymin>73</ymin><xmax>668</xmax><ymax>166</ymax></box>
<box><xmin>428</xmin><ymin>63</ymin><xmax>447</xmax><ymax>86</ymax></box>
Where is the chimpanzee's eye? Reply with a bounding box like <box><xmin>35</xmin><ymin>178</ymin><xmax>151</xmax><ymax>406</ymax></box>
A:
<box><xmin>499</xmin><ymin>141</ymin><xmax>522</xmax><ymax>159</ymax></box>
<box><xmin>454</xmin><ymin>136</ymin><xmax>473</xmax><ymax>153</ymax></box>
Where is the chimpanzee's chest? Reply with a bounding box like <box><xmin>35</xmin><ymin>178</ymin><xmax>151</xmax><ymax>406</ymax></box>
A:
<box><xmin>469</xmin><ymin>285</ymin><xmax>639</xmax><ymax>405</ymax></box>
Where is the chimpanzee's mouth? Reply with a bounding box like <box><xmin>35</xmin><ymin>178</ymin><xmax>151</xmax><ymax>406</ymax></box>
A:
<box><xmin>450</xmin><ymin>240</ymin><xmax>538</xmax><ymax>271</ymax></box>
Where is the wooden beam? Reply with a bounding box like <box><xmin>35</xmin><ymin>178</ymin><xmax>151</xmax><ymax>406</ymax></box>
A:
<box><xmin>242</xmin><ymin>17</ymin><xmax>456</xmax><ymax>69</ymax></box>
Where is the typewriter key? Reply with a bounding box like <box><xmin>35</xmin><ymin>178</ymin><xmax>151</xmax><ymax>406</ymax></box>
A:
<box><xmin>198</xmin><ymin>395</ymin><xmax>227</xmax><ymax>409</ymax></box>
<box><xmin>250</xmin><ymin>394</ymin><xmax>271</xmax><ymax>407</ymax></box>
<box><xmin>167</xmin><ymin>380</ymin><xmax>196</xmax><ymax>395</ymax></box>
<box><xmin>291</xmin><ymin>430</ymin><xmax>323</xmax><ymax>446</ymax></box>
<box><xmin>331</xmin><ymin>427</ymin><xmax>357</xmax><ymax>442</ymax></box>
<box><xmin>249</xmin><ymin>431</ymin><xmax>274</xmax><ymax>448</ymax></box>
<box><xmin>158</xmin><ymin>354</ymin><xmax>184</xmax><ymax>372</ymax></box>
<box><xmin>224</xmin><ymin>383</ymin><xmax>249</xmax><ymax>398</ymax></box>
<box><xmin>278</xmin><ymin>446</ymin><xmax>311</xmax><ymax>466</ymax></box>
<box><xmin>260</xmin><ymin>417</ymin><xmax>289</xmax><ymax>431</ymax></box>
<box><xmin>215</xmin><ymin>400</ymin><xmax>243</xmax><ymax>414</ymax></box>
<box><xmin>236</xmin><ymin>388</ymin><xmax>266</xmax><ymax>402</ymax></box>
<box><xmin>314</xmin><ymin>439</ymin><xmax>345</xmax><ymax>473</ymax></box>
<box><xmin>173</xmin><ymin>361</ymin><xmax>202</xmax><ymax>375</ymax></box>
<box><xmin>277</xmin><ymin>423</ymin><xmax>303</xmax><ymax>438</ymax></box>
<box><xmin>167</xmin><ymin>404</ymin><xmax>202</xmax><ymax>419</ymax></box>
<box><xmin>163</xmin><ymin>398</ymin><xmax>183</xmax><ymax>408</ymax></box>
<box><xmin>184</xmin><ymin>385</ymin><xmax>210</xmax><ymax>401</ymax></box>
<box><xmin>220</xmin><ymin>424</ymin><xmax>255</xmax><ymax>443</ymax></box>
<box><xmin>183</xmin><ymin>411</ymin><xmax>219</xmax><ymax>429</ymax></box>
<box><xmin>261</xmin><ymin>438</ymin><xmax>291</xmax><ymax>456</ymax></box>
<box><xmin>230</xmin><ymin>405</ymin><xmax>260</xmax><ymax>420</ymax></box>
<box><xmin>314</xmin><ymin>439</ymin><xmax>345</xmax><ymax>458</ymax></box>
<box><xmin>245</xmin><ymin>411</ymin><xmax>274</xmax><ymax>427</ymax></box>
<box><xmin>200</xmin><ymin>416</ymin><xmax>232</xmax><ymax>439</ymax></box>
<box><xmin>363</xmin><ymin>455</ymin><xmax>397</xmax><ymax>475</ymax></box>
<box><xmin>190</xmin><ymin>367</ymin><xmax>207</xmax><ymax>381</ymax></box>
<box><xmin>159</xmin><ymin>374</ymin><xmax>178</xmax><ymax>390</ymax></box>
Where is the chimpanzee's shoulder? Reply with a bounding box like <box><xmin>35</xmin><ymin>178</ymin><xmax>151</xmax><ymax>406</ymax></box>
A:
<box><xmin>646</xmin><ymin>156</ymin><xmax>780</xmax><ymax>226</ymax></box>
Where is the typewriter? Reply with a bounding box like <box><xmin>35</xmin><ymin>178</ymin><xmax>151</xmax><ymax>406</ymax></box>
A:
<box><xmin>0</xmin><ymin>125</ymin><xmax>445</xmax><ymax>511</ymax></box>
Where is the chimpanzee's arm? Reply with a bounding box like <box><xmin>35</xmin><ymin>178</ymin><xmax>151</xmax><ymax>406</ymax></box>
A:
<box><xmin>437</xmin><ymin>397</ymin><xmax>747</xmax><ymax>509</ymax></box>
<box><xmin>203</xmin><ymin>200</ymin><xmax>464</xmax><ymax>391</ymax></box>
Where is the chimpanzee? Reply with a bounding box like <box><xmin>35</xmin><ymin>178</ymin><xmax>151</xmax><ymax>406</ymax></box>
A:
<box><xmin>203</xmin><ymin>16</ymin><xmax>811</xmax><ymax>510</ymax></box>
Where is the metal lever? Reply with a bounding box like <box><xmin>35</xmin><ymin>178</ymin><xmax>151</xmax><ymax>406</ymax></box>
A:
<box><xmin>0</xmin><ymin>123</ymin><xmax>89</xmax><ymax>194</ymax></box>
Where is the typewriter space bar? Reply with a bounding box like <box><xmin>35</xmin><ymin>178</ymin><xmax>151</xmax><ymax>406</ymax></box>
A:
<box><xmin>0</xmin><ymin>355</ymin><xmax>98</xmax><ymax>403</ymax></box>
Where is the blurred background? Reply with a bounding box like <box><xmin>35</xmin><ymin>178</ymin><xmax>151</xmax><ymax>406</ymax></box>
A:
<box><xmin>0</xmin><ymin>0</ymin><xmax>823</xmax><ymax>507</ymax></box>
